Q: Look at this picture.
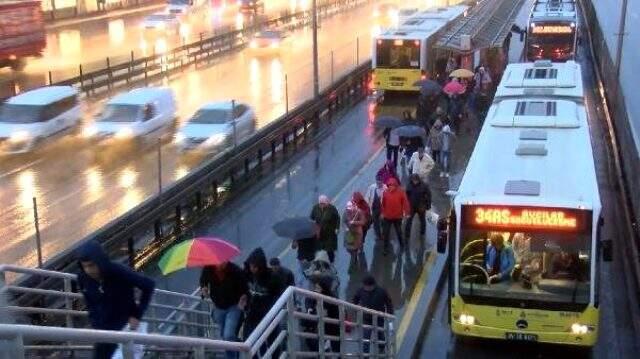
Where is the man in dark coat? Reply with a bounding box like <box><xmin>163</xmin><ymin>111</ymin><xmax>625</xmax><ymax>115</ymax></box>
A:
<box><xmin>200</xmin><ymin>261</ymin><xmax>248</xmax><ymax>359</ymax></box>
<box><xmin>76</xmin><ymin>240</ymin><xmax>155</xmax><ymax>359</ymax></box>
<box><xmin>269</xmin><ymin>257</ymin><xmax>295</xmax><ymax>296</ymax></box>
<box><xmin>352</xmin><ymin>275</ymin><xmax>394</xmax><ymax>355</ymax></box>
<box><xmin>310</xmin><ymin>195</ymin><xmax>341</xmax><ymax>263</ymax></box>
<box><xmin>404</xmin><ymin>174</ymin><xmax>432</xmax><ymax>240</ymax></box>
<box><xmin>243</xmin><ymin>248</ymin><xmax>280</xmax><ymax>339</ymax></box>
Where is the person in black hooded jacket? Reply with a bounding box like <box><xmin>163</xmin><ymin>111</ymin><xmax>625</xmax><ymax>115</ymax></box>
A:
<box><xmin>76</xmin><ymin>240</ymin><xmax>155</xmax><ymax>359</ymax></box>
<box><xmin>243</xmin><ymin>248</ymin><xmax>280</xmax><ymax>339</ymax></box>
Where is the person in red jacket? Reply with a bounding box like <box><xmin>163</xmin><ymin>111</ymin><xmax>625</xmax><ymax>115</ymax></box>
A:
<box><xmin>381</xmin><ymin>177</ymin><xmax>410</xmax><ymax>255</ymax></box>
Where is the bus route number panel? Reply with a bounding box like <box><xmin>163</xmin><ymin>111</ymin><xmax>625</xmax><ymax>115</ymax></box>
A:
<box><xmin>461</xmin><ymin>205</ymin><xmax>592</xmax><ymax>233</ymax></box>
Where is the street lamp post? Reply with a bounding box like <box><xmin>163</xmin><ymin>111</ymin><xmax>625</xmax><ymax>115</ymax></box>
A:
<box><xmin>312</xmin><ymin>0</ymin><xmax>320</xmax><ymax>97</ymax></box>
<box><xmin>614</xmin><ymin>0</ymin><xmax>628</xmax><ymax>79</ymax></box>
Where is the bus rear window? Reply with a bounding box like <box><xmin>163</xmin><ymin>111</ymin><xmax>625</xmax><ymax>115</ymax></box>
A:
<box><xmin>375</xmin><ymin>39</ymin><xmax>420</xmax><ymax>69</ymax></box>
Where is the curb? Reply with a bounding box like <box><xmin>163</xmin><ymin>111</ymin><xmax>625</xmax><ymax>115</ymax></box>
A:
<box><xmin>396</xmin><ymin>252</ymin><xmax>448</xmax><ymax>358</ymax></box>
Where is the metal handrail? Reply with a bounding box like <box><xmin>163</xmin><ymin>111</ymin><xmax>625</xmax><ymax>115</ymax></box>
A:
<box><xmin>0</xmin><ymin>277</ymin><xmax>397</xmax><ymax>358</ymax></box>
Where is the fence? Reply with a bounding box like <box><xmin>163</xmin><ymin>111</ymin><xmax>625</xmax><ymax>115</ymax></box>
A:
<box><xmin>42</xmin><ymin>0</ymin><xmax>163</xmax><ymax>22</ymax></box>
<box><xmin>0</xmin><ymin>265</ymin><xmax>396</xmax><ymax>358</ymax></box>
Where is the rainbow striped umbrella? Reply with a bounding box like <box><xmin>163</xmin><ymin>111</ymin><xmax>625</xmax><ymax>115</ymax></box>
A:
<box><xmin>158</xmin><ymin>237</ymin><xmax>240</xmax><ymax>275</ymax></box>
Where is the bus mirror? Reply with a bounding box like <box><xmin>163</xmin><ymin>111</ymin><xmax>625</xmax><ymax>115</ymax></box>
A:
<box><xmin>602</xmin><ymin>239</ymin><xmax>613</xmax><ymax>262</ymax></box>
<box><xmin>437</xmin><ymin>232</ymin><xmax>447</xmax><ymax>254</ymax></box>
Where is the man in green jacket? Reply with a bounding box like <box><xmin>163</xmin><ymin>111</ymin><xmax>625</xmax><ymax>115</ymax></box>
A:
<box><xmin>310</xmin><ymin>195</ymin><xmax>341</xmax><ymax>263</ymax></box>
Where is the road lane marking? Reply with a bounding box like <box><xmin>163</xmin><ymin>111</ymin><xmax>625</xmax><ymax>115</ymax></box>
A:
<box><xmin>396</xmin><ymin>251</ymin><xmax>436</xmax><ymax>343</ymax></box>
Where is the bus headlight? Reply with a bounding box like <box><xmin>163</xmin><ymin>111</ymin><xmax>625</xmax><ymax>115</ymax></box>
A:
<box><xmin>459</xmin><ymin>314</ymin><xmax>475</xmax><ymax>325</ymax></box>
<box><xmin>9</xmin><ymin>130</ymin><xmax>30</xmax><ymax>143</ymax></box>
<box><xmin>174</xmin><ymin>132</ymin><xmax>185</xmax><ymax>144</ymax></box>
<box><xmin>571</xmin><ymin>323</ymin><xmax>588</xmax><ymax>335</ymax></box>
<box><xmin>207</xmin><ymin>133</ymin><xmax>226</xmax><ymax>145</ymax></box>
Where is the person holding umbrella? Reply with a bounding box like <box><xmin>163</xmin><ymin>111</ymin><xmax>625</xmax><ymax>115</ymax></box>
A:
<box><xmin>310</xmin><ymin>195</ymin><xmax>341</xmax><ymax>263</ymax></box>
<box><xmin>200</xmin><ymin>262</ymin><xmax>248</xmax><ymax>359</ymax></box>
<box><xmin>273</xmin><ymin>216</ymin><xmax>318</xmax><ymax>287</ymax></box>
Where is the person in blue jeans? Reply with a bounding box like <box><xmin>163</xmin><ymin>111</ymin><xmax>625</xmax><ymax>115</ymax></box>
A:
<box><xmin>200</xmin><ymin>262</ymin><xmax>249</xmax><ymax>359</ymax></box>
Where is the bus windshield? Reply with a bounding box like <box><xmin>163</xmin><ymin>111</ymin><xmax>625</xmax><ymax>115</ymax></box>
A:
<box><xmin>527</xmin><ymin>22</ymin><xmax>576</xmax><ymax>60</ymax></box>
<box><xmin>375</xmin><ymin>39</ymin><xmax>420</xmax><ymax>69</ymax></box>
<box><xmin>457</xmin><ymin>206</ymin><xmax>592</xmax><ymax>306</ymax></box>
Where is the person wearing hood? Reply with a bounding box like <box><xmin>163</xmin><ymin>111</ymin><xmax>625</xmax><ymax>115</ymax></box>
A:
<box><xmin>304</xmin><ymin>250</ymin><xmax>339</xmax><ymax>293</ymax></box>
<box><xmin>200</xmin><ymin>261</ymin><xmax>248</xmax><ymax>359</ymax></box>
<box><xmin>243</xmin><ymin>248</ymin><xmax>280</xmax><ymax>339</ymax></box>
<box><xmin>365</xmin><ymin>175</ymin><xmax>386</xmax><ymax>240</ymax></box>
<box><xmin>381</xmin><ymin>178</ymin><xmax>410</xmax><ymax>255</ymax></box>
<box><xmin>376</xmin><ymin>160</ymin><xmax>399</xmax><ymax>186</ymax></box>
<box><xmin>351</xmin><ymin>191</ymin><xmax>372</xmax><ymax>241</ymax></box>
<box><xmin>310</xmin><ymin>195</ymin><xmax>341</xmax><ymax>263</ymax></box>
<box><xmin>76</xmin><ymin>240</ymin><xmax>155</xmax><ymax>359</ymax></box>
<box><xmin>404</xmin><ymin>174</ymin><xmax>432</xmax><ymax>240</ymax></box>
<box><xmin>407</xmin><ymin>147</ymin><xmax>435</xmax><ymax>183</ymax></box>
<box><xmin>439</xmin><ymin>122</ymin><xmax>456</xmax><ymax>178</ymax></box>
<box><xmin>343</xmin><ymin>200</ymin><xmax>367</xmax><ymax>258</ymax></box>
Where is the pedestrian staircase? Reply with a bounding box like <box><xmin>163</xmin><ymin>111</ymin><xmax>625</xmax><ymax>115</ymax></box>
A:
<box><xmin>0</xmin><ymin>265</ymin><xmax>396</xmax><ymax>358</ymax></box>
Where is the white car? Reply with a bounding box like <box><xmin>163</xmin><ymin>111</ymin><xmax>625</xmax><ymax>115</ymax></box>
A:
<box><xmin>174</xmin><ymin>101</ymin><xmax>256</xmax><ymax>152</ymax></box>
<box><xmin>84</xmin><ymin>87</ymin><xmax>177</xmax><ymax>142</ymax></box>
<box><xmin>248</xmin><ymin>29</ymin><xmax>287</xmax><ymax>54</ymax></box>
<box><xmin>142</xmin><ymin>13</ymin><xmax>181</xmax><ymax>33</ymax></box>
<box><xmin>0</xmin><ymin>86</ymin><xmax>80</xmax><ymax>154</ymax></box>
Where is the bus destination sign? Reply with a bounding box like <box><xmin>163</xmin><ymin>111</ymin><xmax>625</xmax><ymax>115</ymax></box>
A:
<box><xmin>462</xmin><ymin>205</ymin><xmax>590</xmax><ymax>232</ymax></box>
<box><xmin>531</xmin><ymin>25</ymin><xmax>573</xmax><ymax>34</ymax></box>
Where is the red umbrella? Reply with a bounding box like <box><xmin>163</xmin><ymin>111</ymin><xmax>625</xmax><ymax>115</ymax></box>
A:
<box><xmin>443</xmin><ymin>80</ymin><xmax>466</xmax><ymax>96</ymax></box>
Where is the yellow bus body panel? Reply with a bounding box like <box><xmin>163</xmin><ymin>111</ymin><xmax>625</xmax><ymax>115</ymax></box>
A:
<box><xmin>372</xmin><ymin>68</ymin><xmax>422</xmax><ymax>92</ymax></box>
<box><xmin>450</xmin><ymin>296</ymin><xmax>599</xmax><ymax>347</ymax></box>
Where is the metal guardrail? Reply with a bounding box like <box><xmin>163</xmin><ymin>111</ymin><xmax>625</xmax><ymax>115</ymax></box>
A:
<box><xmin>0</xmin><ymin>264</ymin><xmax>214</xmax><ymax>343</ymax></box>
<box><xmin>1</xmin><ymin>0</ymin><xmax>368</xmax><ymax>101</ymax></box>
<box><xmin>0</xmin><ymin>282</ymin><xmax>396</xmax><ymax>358</ymax></box>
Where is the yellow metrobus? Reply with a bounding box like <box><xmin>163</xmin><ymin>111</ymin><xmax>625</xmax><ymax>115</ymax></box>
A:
<box><xmin>371</xmin><ymin>5</ymin><xmax>467</xmax><ymax>93</ymax></box>
<box><xmin>437</xmin><ymin>60</ymin><xmax>609</xmax><ymax>347</ymax></box>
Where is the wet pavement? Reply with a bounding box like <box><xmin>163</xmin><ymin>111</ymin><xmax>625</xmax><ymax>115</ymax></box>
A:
<box><xmin>418</xmin><ymin>1</ymin><xmax>639</xmax><ymax>358</ymax></box>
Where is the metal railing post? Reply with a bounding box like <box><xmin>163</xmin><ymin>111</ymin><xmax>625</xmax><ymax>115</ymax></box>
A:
<box><xmin>285</xmin><ymin>74</ymin><xmax>289</xmax><ymax>114</ymax></box>
<box><xmin>122</xmin><ymin>340</ymin><xmax>135</xmax><ymax>359</ymax></box>
<box><xmin>356</xmin><ymin>310</ymin><xmax>363</xmax><ymax>357</ymax></box>
<box><xmin>372</xmin><ymin>314</ymin><xmax>378</xmax><ymax>357</ymax></box>
<box><xmin>317</xmin><ymin>297</ymin><xmax>325</xmax><ymax>358</ymax></box>
<box><xmin>63</xmin><ymin>278</ymin><xmax>73</xmax><ymax>328</ymax></box>
<box><xmin>286</xmin><ymin>292</ymin><xmax>297</xmax><ymax>356</ymax></box>
<box><xmin>9</xmin><ymin>334</ymin><xmax>26</xmax><ymax>359</ymax></box>
<box><xmin>194</xmin><ymin>345</ymin><xmax>205</xmax><ymax>359</ymax></box>
<box><xmin>32</xmin><ymin>197</ymin><xmax>43</xmax><ymax>268</ymax></box>
<box><xmin>338</xmin><ymin>304</ymin><xmax>346</xmax><ymax>358</ymax></box>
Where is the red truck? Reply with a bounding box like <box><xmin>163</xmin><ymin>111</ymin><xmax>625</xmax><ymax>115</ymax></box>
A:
<box><xmin>0</xmin><ymin>0</ymin><xmax>46</xmax><ymax>70</ymax></box>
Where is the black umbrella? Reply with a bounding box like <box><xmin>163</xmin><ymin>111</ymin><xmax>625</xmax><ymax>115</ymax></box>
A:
<box><xmin>391</xmin><ymin>125</ymin><xmax>427</xmax><ymax>139</ymax></box>
<box><xmin>413</xmin><ymin>79</ymin><xmax>442</xmax><ymax>97</ymax></box>
<box><xmin>273</xmin><ymin>217</ymin><xmax>317</xmax><ymax>240</ymax></box>
<box><xmin>374</xmin><ymin>115</ymin><xmax>404</xmax><ymax>129</ymax></box>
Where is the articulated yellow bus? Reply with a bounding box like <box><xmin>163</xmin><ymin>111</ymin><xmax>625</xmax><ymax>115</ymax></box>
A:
<box><xmin>437</xmin><ymin>60</ymin><xmax>610</xmax><ymax>347</ymax></box>
<box><xmin>371</xmin><ymin>5</ymin><xmax>467</xmax><ymax>93</ymax></box>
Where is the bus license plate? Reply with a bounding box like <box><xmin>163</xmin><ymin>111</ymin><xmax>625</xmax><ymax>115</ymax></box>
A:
<box><xmin>390</xmin><ymin>82</ymin><xmax>404</xmax><ymax>87</ymax></box>
<box><xmin>505</xmin><ymin>332</ymin><xmax>538</xmax><ymax>342</ymax></box>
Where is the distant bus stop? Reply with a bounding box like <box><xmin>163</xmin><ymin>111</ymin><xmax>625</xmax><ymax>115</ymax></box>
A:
<box><xmin>433</xmin><ymin>0</ymin><xmax>526</xmax><ymax>83</ymax></box>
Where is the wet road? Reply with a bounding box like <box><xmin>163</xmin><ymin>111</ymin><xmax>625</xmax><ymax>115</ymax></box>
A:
<box><xmin>0</xmin><ymin>0</ymin><xmax>438</xmax><ymax>270</ymax></box>
<box><xmin>0</xmin><ymin>0</ymin><xmax>313</xmax><ymax>91</ymax></box>
<box><xmin>418</xmin><ymin>1</ymin><xmax>639</xmax><ymax>358</ymax></box>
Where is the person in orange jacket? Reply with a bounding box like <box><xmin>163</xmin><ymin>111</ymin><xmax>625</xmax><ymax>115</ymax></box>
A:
<box><xmin>381</xmin><ymin>177</ymin><xmax>410</xmax><ymax>255</ymax></box>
